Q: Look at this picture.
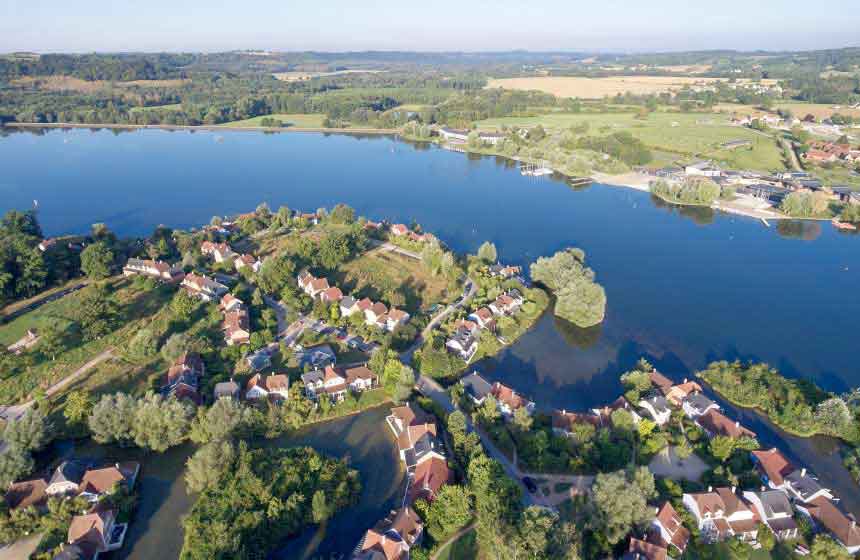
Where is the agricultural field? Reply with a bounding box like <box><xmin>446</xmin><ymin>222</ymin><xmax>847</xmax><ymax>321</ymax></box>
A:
<box><xmin>10</xmin><ymin>75</ymin><xmax>189</xmax><ymax>92</ymax></box>
<box><xmin>486</xmin><ymin>76</ymin><xmax>724</xmax><ymax>98</ymax></box>
<box><xmin>217</xmin><ymin>113</ymin><xmax>326</xmax><ymax>128</ymax></box>
<box><xmin>773</xmin><ymin>102</ymin><xmax>860</xmax><ymax>120</ymax></box>
<box><xmin>476</xmin><ymin>111</ymin><xmax>786</xmax><ymax>171</ymax></box>
<box><xmin>334</xmin><ymin>249</ymin><xmax>454</xmax><ymax>314</ymax></box>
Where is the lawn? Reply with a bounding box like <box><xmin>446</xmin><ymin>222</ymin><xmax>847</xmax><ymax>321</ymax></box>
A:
<box><xmin>334</xmin><ymin>249</ymin><xmax>455</xmax><ymax>314</ymax></box>
<box><xmin>486</xmin><ymin>76</ymin><xmax>725</xmax><ymax>98</ymax></box>
<box><xmin>475</xmin><ymin>111</ymin><xmax>786</xmax><ymax>171</ymax></box>
<box><xmin>435</xmin><ymin>527</ymin><xmax>480</xmax><ymax>560</ymax></box>
<box><xmin>218</xmin><ymin>113</ymin><xmax>326</xmax><ymax>128</ymax></box>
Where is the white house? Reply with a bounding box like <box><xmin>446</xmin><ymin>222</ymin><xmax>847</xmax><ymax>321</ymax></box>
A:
<box><xmin>682</xmin><ymin>487</ymin><xmax>759</xmax><ymax>543</ymax></box>
<box><xmin>200</xmin><ymin>241</ymin><xmax>236</xmax><ymax>263</ymax></box>
<box><xmin>245</xmin><ymin>373</ymin><xmax>289</xmax><ymax>401</ymax></box>
<box><xmin>742</xmin><ymin>489</ymin><xmax>798</xmax><ymax>541</ymax></box>
<box><xmin>681</xmin><ymin>392</ymin><xmax>720</xmax><ymax>418</ymax></box>
<box><xmin>638</xmin><ymin>395</ymin><xmax>672</xmax><ymax>425</ymax></box>
<box><xmin>301</xmin><ymin>366</ymin><xmax>348</xmax><ymax>402</ymax></box>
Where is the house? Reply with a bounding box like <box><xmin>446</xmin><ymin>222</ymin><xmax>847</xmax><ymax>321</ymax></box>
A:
<box><xmin>301</xmin><ymin>366</ymin><xmax>348</xmax><ymax>401</ymax></box>
<box><xmin>681</xmin><ymin>392</ymin><xmax>719</xmax><ymax>418</ymax></box>
<box><xmin>446</xmin><ymin>330</ymin><xmax>478</xmax><ymax>362</ymax></box>
<box><xmin>437</xmin><ymin>127</ymin><xmax>469</xmax><ymax>143</ymax></box>
<box><xmin>122</xmin><ymin>258</ymin><xmax>184</xmax><ymax>283</ymax></box>
<box><xmin>345</xmin><ymin>365</ymin><xmax>379</xmax><ymax>392</ymax></box>
<box><xmin>390</xmin><ymin>224</ymin><xmax>410</xmax><ymax>237</ymax></box>
<box><xmin>297</xmin><ymin>271</ymin><xmax>330</xmax><ymax>299</ymax></box>
<box><xmin>181</xmin><ymin>273</ymin><xmax>228</xmax><ymax>301</ymax></box>
<box><xmin>245</xmin><ymin>374</ymin><xmax>289</xmax><ymax>401</ymax></box>
<box><xmin>488</xmin><ymin>291</ymin><xmax>523</xmax><ymax>316</ymax></box>
<box><xmin>364</xmin><ymin>301</ymin><xmax>389</xmax><ymax>326</ymax></box>
<box><xmin>682</xmin><ymin>487</ymin><xmax>759</xmax><ymax>543</ymax></box>
<box><xmin>648</xmin><ymin>370</ymin><xmax>674</xmax><ymax>391</ymax></box>
<box><xmin>460</xmin><ymin>372</ymin><xmax>493</xmax><ymax>405</ymax></box>
<box><xmin>638</xmin><ymin>395</ymin><xmax>672</xmax><ymax>426</ymax></box>
<box><xmin>200</xmin><ymin>241</ymin><xmax>236</xmax><ymax>263</ymax></box>
<box><xmin>46</xmin><ymin>460</ymin><xmax>91</xmax><ymax>496</ymax></box>
<box><xmin>67</xmin><ymin>507</ymin><xmax>126</xmax><ymax>558</ymax></box>
<box><xmin>592</xmin><ymin>396</ymin><xmax>642</xmax><ymax>426</ymax></box>
<box><xmin>478</xmin><ymin>131</ymin><xmax>506</xmax><ymax>145</ymax></box>
<box><xmin>246</xmin><ymin>348</ymin><xmax>272</xmax><ymax>371</ymax></box>
<box><xmin>795</xmin><ymin>497</ymin><xmax>860</xmax><ymax>554</ymax></box>
<box><xmin>4</xmin><ymin>478</ymin><xmax>48</xmax><ymax>510</ymax></box>
<box><xmin>783</xmin><ymin>468</ymin><xmax>834</xmax><ymax>503</ymax></box>
<box><xmin>685</xmin><ymin>160</ymin><xmax>722</xmax><ymax>177</ymax></box>
<box><xmin>162</xmin><ymin>352</ymin><xmax>204</xmax><ymax>404</ymax></box>
<box><xmin>468</xmin><ymin>307</ymin><xmax>496</xmax><ymax>331</ymax></box>
<box><xmin>6</xmin><ymin>328</ymin><xmax>40</xmax><ymax>354</ymax></box>
<box><xmin>38</xmin><ymin>238</ymin><xmax>57</xmax><ymax>252</ymax></box>
<box><xmin>652</xmin><ymin>501</ymin><xmax>690</xmax><ymax>554</ymax></box>
<box><xmin>385</xmin><ymin>309</ymin><xmax>410</xmax><ymax>331</ymax></box>
<box><xmin>751</xmin><ymin>448</ymin><xmax>796</xmax><ymax>490</ymax></box>
<box><xmin>488</xmin><ymin>264</ymin><xmax>522</xmax><ymax>279</ymax></box>
<box><xmin>320</xmin><ymin>286</ymin><xmax>344</xmax><ymax>304</ymax></box>
<box><xmin>622</xmin><ymin>537</ymin><xmax>667</xmax><ymax>560</ymax></box>
<box><xmin>219</xmin><ymin>293</ymin><xmax>244</xmax><ymax>313</ymax></box>
<box><xmin>339</xmin><ymin>296</ymin><xmax>358</xmax><ymax>317</ymax></box>
<box><xmin>696</xmin><ymin>409</ymin><xmax>756</xmax><ymax>440</ymax></box>
<box><xmin>742</xmin><ymin>489</ymin><xmax>798</xmax><ymax>540</ymax></box>
<box><xmin>353</xmin><ymin>507</ymin><xmax>424</xmax><ymax>560</ymax></box>
<box><xmin>740</xmin><ymin>183</ymin><xmax>791</xmax><ymax>204</ymax></box>
<box><xmin>661</xmin><ymin>380</ymin><xmax>703</xmax><ymax>406</ymax></box>
<box><xmin>363</xmin><ymin>220</ymin><xmax>384</xmax><ymax>231</ymax></box>
<box><xmin>491</xmin><ymin>382</ymin><xmax>535</xmax><ymax>418</ymax></box>
<box><xmin>386</xmin><ymin>403</ymin><xmax>445</xmax><ymax>469</ymax></box>
<box><xmin>297</xmin><ymin>344</ymin><xmax>337</xmax><ymax>370</ymax></box>
<box><xmin>234</xmin><ymin>254</ymin><xmax>262</xmax><ymax>273</ymax></box>
<box><xmin>407</xmin><ymin>456</ymin><xmax>452</xmax><ymax>503</ymax></box>
<box><xmin>454</xmin><ymin>319</ymin><xmax>479</xmax><ymax>336</ymax></box>
<box><xmin>213</xmin><ymin>379</ymin><xmax>240</xmax><ymax>400</ymax></box>
<box><xmin>222</xmin><ymin>308</ymin><xmax>250</xmax><ymax>346</ymax></box>
<box><xmin>804</xmin><ymin>150</ymin><xmax>838</xmax><ymax>163</ymax></box>
<box><xmin>552</xmin><ymin>409</ymin><xmax>602</xmax><ymax>436</ymax></box>
<box><xmin>78</xmin><ymin>463</ymin><xmax>140</xmax><ymax>502</ymax></box>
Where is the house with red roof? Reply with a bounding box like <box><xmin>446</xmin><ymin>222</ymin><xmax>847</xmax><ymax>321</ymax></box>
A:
<box><xmin>491</xmin><ymin>382</ymin><xmax>535</xmax><ymax>418</ymax></box>
<box><xmin>468</xmin><ymin>307</ymin><xmax>496</xmax><ymax>330</ymax></box>
<box><xmin>407</xmin><ymin>456</ymin><xmax>452</xmax><ymax>503</ymax></box>
<box><xmin>234</xmin><ymin>253</ymin><xmax>262</xmax><ymax>273</ymax></box>
<box><xmin>66</xmin><ymin>507</ymin><xmax>126</xmax><ymax>558</ymax></box>
<box><xmin>200</xmin><ymin>241</ymin><xmax>236</xmax><ymax>263</ymax></box>
<box><xmin>353</xmin><ymin>506</ymin><xmax>423</xmax><ymax>560</ymax></box>
<box><xmin>386</xmin><ymin>403</ymin><xmax>445</xmax><ymax>469</ymax></box>
<box><xmin>651</xmin><ymin>501</ymin><xmax>690</xmax><ymax>554</ymax></box>
<box><xmin>162</xmin><ymin>352</ymin><xmax>204</xmax><ymax>404</ymax></box>
<box><xmin>795</xmin><ymin>496</ymin><xmax>860</xmax><ymax>554</ymax></box>
<box><xmin>297</xmin><ymin>271</ymin><xmax>330</xmax><ymax>299</ymax></box>
<box><xmin>245</xmin><ymin>373</ymin><xmax>289</xmax><ymax>401</ymax></box>
<box><xmin>122</xmin><ymin>258</ymin><xmax>184</xmax><ymax>283</ymax></box>
<box><xmin>696</xmin><ymin>409</ymin><xmax>756</xmax><ymax>440</ymax></box>
<box><xmin>682</xmin><ymin>487</ymin><xmax>759</xmax><ymax>543</ymax></box>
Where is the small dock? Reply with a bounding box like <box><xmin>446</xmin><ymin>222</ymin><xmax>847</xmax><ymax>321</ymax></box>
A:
<box><xmin>520</xmin><ymin>160</ymin><xmax>553</xmax><ymax>177</ymax></box>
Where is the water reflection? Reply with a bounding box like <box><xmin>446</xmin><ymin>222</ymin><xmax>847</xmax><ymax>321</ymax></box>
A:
<box><xmin>650</xmin><ymin>194</ymin><xmax>716</xmax><ymax>225</ymax></box>
<box><xmin>776</xmin><ymin>219</ymin><xmax>822</xmax><ymax>241</ymax></box>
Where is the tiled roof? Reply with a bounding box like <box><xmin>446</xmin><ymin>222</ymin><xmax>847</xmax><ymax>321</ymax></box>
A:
<box><xmin>805</xmin><ymin>496</ymin><xmax>860</xmax><ymax>548</ymax></box>
<box><xmin>698</xmin><ymin>409</ymin><xmax>756</xmax><ymax>439</ymax></box>
<box><xmin>752</xmin><ymin>448</ymin><xmax>795</xmax><ymax>486</ymax></box>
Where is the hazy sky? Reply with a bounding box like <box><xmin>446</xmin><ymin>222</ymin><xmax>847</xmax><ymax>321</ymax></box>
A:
<box><xmin>2</xmin><ymin>0</ymin><xmax>859</xmax><ymax>53</ymax></box>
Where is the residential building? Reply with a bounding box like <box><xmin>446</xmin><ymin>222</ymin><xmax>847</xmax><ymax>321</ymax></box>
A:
<box><xmin>364</xmin><ymin>301</ymin><xmax>389</xmax><ymax>326</ymax></box>
<box><xmin>340</xmin><ymin>296</ymin><xmax>358</xmax><ymax>317</ymax></box>
<box><xmin>122</xmin><ymin>258</ymin><xmax>184</xmax><ymax>283</ymax></box>
<box><xmin>213</xmin><ymin>379</ymin><xmax>240</xmax><ymax>400</ymax></box>
<box><xmin>696</xmin><ymin>410</ymin><xmax>756</xmax><ymax>440</ymax></box>
<box><xmin>245</xmin><ymin>374</ymin><xmax>289</xmax><ymax>401</ymax></box>
<box><xmin>386</xmin><ymin>404</ymin><xmax>444</xmax><ymax>470</ymax></box>
<box><xmin>407</xmin><ymin>456</ymin><xmax>452</xmax><ymax>503</ymax></box>
<box><xmin>652</xmin><ymin>501</ymin><xmax>690</xmax><ymax>554</ymax></box>
<box><xmin>390</xmin><ymin>224</ymin><xmax>410</xmax><ymax>236</ymax></box>
<box><xmin>246</xmin><ymin>348</ymin><xmax>272</xmax><ymax>371</ymax></box>
<box><xmin>491</xmin><ymin>382</ymin><xmax>535</xmax><ymax>418</ymax></box>
<box><xmin>661</xmin><ymin>380</ymin><xmax>703</xmax><ymax>406</ymax></box>
<box><xmin>489</xmin><ymin>290</ymin><xmax>523</xmax><ymax>316</ymax></box>
<box><xmin>446</xmin><ymin>330</ymin><xmax>478</xmax><ymax>362</ymax></box>
<box><xmin>219</xmin><ymin>293</ymin><xmax>244</xmax><ymax>313</ymax></box>
<box><xmin>345</xmin><ymin>366</ymin><xmax>379</xmax><ymax>392</ymax></box>
<box><xmin>297</xmin><ymin>271</ymin><xmax>330</xmax><ymax>299</ymax></box>
<box><xmin>385</xmin><ymin>309</ymin><xmax>410</xmax><ymax>331</ymax></box>
<box><xmin>622</xmin><ymin>537</ymin><xmax>667</xmax><ymax>560</ymax></box>
<box><xmin>200</xmin><ymin>241</ymin><xmax>236</xmax><ymax>263</ymax></box>
<box><xmin>437</xmin><ymin>127</ymin><xmax>469</xmax><ymax>143</ymax></box>
<box><xmin>682</xmin><ymin>487</ymin><xmax>759</xmax><ymax>543</ymax></box>
<box><xmin>685</xmin><ymin>160</ymin><xmax>722</xmax><ymax>177</ymax></box>
<box><xmin>4</xmin><ymin>478</ymin><xmax>48</xmax><ymax>510</ymax></box>
<box><xmin>46</xmin><ymin>460</ymin><xmax>90</xmax><ymax>496</ymax></box>
<box><xmin>353</xmin><ymin>506</ymin><xmax>423</xmax><ymax>560</ymax></box>
<box><xmin>742</xmin><ymin>489</ymin><xmax>798</xmax><ymax>540</ymax></box>
<box><xmin>66</xmin><ymin>507</ymin><xmax>126</xmax><ymax>558</ymax></box>
<box><xmin>301</xmin><ymin>366</ymin><xmax>348</xmax><ymax>401</ymax></box>
<box><xmin>638</xmin><ymin>395</ymin><xmax>672</xmax><ymax>426</ymax></box>
<box><xmin>681</xmin><ymin>392</ymin><xmax>719</xmax><ymax>418</ymax></box>
<box><xmin>234</xmin><ymin>254</ymin><xmax>262</xmax><ymax>273</ymax></box>
<box><xmin>592</xmin><ymin>396</ymin><xmax>642</xmax><ymax>426</ymax></box>
<box><xmin>38</xmin><ymin>238</ymin><xmax>57</xmax><ymax>252</ymax></box>
<box><xmin>648</xmin><ymin>370</ymin><xmax>674</xmax><ymax>392</ymax></box>
<box><xmin>320</xmin><ymin>286</ymin><xmax>344</xmax><ymax>304</ymax></box>
<box><xmin>460</xmin><ymin>372</ymin><xmax>493</xmax><ymax>405</ymax></box>
<box><xmin>297</xmin><ymin>344</ymin><xmax>337</xmax><ymax>370</ymax></box>
<box><xmin>222</xmin><ymin>308</ymin><xmax>250</xmax><ymax>346</ymax></box>
<box><xmin>468</xmin><ymin>307</ymin><xmax>496</xmax><ymax>331</ymax></box>
<box><xmin>795</xmin><ymin>497</ymin><xmax>860</xmax><ymax>554</ymax></box>
<box><xmin>783</xmin><ymin>468</ymin><xmax>834</xmax><ymax>503</ymax></box>
<box><xmin>78</xmin><ymin>463</ymin><xmax>140</xmax><ymax>503</ymax></box>
<box><xmin>181</xmin><ymin>273</ymin><xmax>228</xmax><ymax>301</ymax></box>
<box><xmin>162</xmin><ymin>352</ymin><xmax>204</xmax><ymax>404</ymax></box>
<box><xmin>751</xmin><ymin>448</ymin><xmax>796</xmax><ymax>490</ymax></box>
<box><xmin>552</xmin><ymin>409</ymin><xmax>601</xmax><ymax>436</ymax></box>
<box><xmin>488</xmin><ymin>264</ymin><xmax>522</xmax><ymax>279</ymax></box>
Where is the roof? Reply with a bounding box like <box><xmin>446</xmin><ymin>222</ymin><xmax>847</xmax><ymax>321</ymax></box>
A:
<box><xmin>370</xmin><ymin>302</ymin><xmax>388</xmax><ymax>316</ymax></box>
<box><xmin>641</xmin><ymin>395</ymin><xmax>670</xmax><ymax>414</ymax></box>
<box><xmin>5</xmin><ymin>478</ymin><xmax>47</xmax><ymax>509</ymax></box>
<box><xmin>79</xmin><ymin>464</ymin><xmax>136</xmax><ymax>495</ymax></box>
<box><xmin>322</xmin><ymin>286</ymin><xmax>343</xmax><ymax>301</ymax></box>
<box><xmin>785</xmin><ymin>469</ymin><xmax>827</xmax><ymax>501</ymax></box>
<box><xmin>805</xmin><ymin>496</ymin><xmax>860</xmax><ymax>548</ymax></box>
<box><xmin>624</xmin><ymin>537</ymin><xmax>667</xmax><ymax>560</ymax></box>
<box><xmin>552</xmin><ymin>409</ymin><xmax>601</xmax><ymax>431</ymax></box>
<box><xmin>357</xmin><ymin>298</ymin><xmax>374</xmax><ymax>311</ymax></box>
<box><xmin>665</xmin><ymin>381</ymin><xmax>702</xmax><ymax>398</ymax></box>
<box><xmin>683</xmin><ymin>392</ymin><xmax>716</xmax><ymax>412</ymax></box>
<box><xmin>50</xmin><ymin>460</ymin><xmax>89</xmax><ymax>487</ymax></box>
<box><xmin>655</xmin><ymin>501</ymin><xmax>690</xmax><ymax>552</ymax></box>
<box><xmin>752</xmin><ymin>448</ymin><xmax>795</xmax><ymax>486</ymax></box>
<box><xmin>697</xmin><ymin>409</ymin><xmax>756</xmax><ymax>439</ymax></box>
<box><xmin>750</xmin><ymin>489</ymin><xmax>793</xmax><ymax>518</ymax></box>
<box><xmin>408</xmin><ymin>456</ymin><xmax>452</xmax><ymax>502</ymax></box>
<box><xmin>340</xmin><ymin>295</ymin><xmax>356</xmax><ymax>309</ymax></box>
<box><xmin>247</xmin><ymin>373</ymin><xmax>289</xmax><ymax>393</ymax></box>
<box><xmin>345</xmin><ymin>366</ymin><xmax>377</xmax><ymax>383</ymax></box>
<box><xmin>68</xmin><ymin>509</ymin><xmax>114</xmax><ymax>547</ymax></box>
<box><xmin>388</xmin><ymin>308</ymin><xmax>408</xmax><ymax>322</ymax></box>
<box><xmin>461</xmin><ymin>372</ymin><xmax>492</xmax><ymax>401</ymax></box>
<box><xmin>491</xmin><ymin>382</ymin><xmax>531</xmax><ymax>411</ymax></box>
<box><xmin>474</xmin><ymin>307</ymin><xmax>493</xmax><ymax>321</ymax></box>
<box><xmin>214</xmin><ymin>380</ymin><xmax>240</xmax><ymax>396</ymax></box>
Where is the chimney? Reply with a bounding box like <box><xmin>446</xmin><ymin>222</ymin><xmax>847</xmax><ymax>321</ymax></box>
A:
<box><xmin>735</xmin><ymin>421</ymin><xmax>740</xmax><ymax>427</ymax></box>
<box><xmin>731</xmin><ymin>486</ymin><xmax>736</xmax><ymax>494</ymax></box>
<box><xmin>801</xmin><ymin>468</ymin><xmax>807</xmax><ymax>478</ymax></box>
<box><xmin>655</xmin><ymin>507</ymin><xmax>660</xmax><ymax>515</ymax></box>
<box><xmin>708</xmin><ymin>486</ymin><xmax>713</xmax><ymax>492</ymax></box>
<box><xmin>683</xmin><ymin>378</ymin><xmax>688</xmax><ymax>384</ymax></box>
<box><xmin>761</xmin><ymin>486</ymin><xmax>766</xmax><ymax>492</ymax></box>
<box><xmin>562</xmin><ymin>409</ymin><xmax>566</xmax><ymax>415</ymax></box>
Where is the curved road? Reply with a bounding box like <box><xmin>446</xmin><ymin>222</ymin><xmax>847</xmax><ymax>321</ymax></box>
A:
<box><xmin>401</xmin><ymin>276</ymin><xmax>477</xmax><ymax>365</ymax></box>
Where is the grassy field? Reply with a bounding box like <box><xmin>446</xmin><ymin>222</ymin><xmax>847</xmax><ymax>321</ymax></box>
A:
<box><xmin>435</xmin><ymin>528</ymin><xmax>480</xmax><ymax>560</ymax></box>
<box><xmin>808</xmin><ymin>165</ymin><xmax>860</xmax><ymax>190</ymax></box>
<box><xmin>486</xmin><ymin>76</ymin><xmax>726</xmax><ymax>98</ymax></box>
<box><xmin>218</xmin><ymin>113</ymin><xmax>326</xmax><ymax>128</ymax></box>
<box><xmin>476</xmin><ymin>112</ymin><xmax>786</xmax><ymax>171</ymax></box>
<box><xmin>335</xmin><ymin>249</ymin><xmax>454</xmax><ymax>314</ymax></box>
<box><xmin>774</xmin><ymin>102</ymin><xmax>860</xmax><ymax>120</ymax></box>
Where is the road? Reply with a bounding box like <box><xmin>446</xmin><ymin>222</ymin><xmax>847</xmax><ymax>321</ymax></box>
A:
<box><xmin>401</xmin><ymin>276</ymin><xmax>477</xmax><ymax>364</ymax></box>
<box><xmin>0</xmin><ymin>349</ymin><xmax>114</xmax><ymax>421</ymax></box>
<box><xmin>780</xmin><ymin>137</ymin><xmax>804</xmax><ymax>171</ymax></box>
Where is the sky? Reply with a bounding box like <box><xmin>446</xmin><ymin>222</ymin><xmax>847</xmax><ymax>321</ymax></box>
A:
<box><xmin>2</xmin><ymin>0</ymin><xmax>859</xmax><ymax>53</ymax></box>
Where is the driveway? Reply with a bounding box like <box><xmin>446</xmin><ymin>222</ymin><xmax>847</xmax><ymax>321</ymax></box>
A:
<box><xmin>648</xmin><ymin>445</ymin><xmax>709</xmax><ymax>482</ymax></box>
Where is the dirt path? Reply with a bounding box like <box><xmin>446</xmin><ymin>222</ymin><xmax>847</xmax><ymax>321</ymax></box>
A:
<box><xmin>0</xmin><ymin>348</ymin><xmax>114</xmax><ymax>421</ymax></box>
<box><xmin>430</xmin><ymin>523</ymin><xmax>477</xmax><ymax>560</ymax></box>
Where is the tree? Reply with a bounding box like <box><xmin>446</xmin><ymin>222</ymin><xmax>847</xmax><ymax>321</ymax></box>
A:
<box><xmin>477</xmin><ymin>241</ymin><xmax>497</xmax><ymax>263</ymax></box>
<box><xmin>477</xmin><ymin>394</ymin><xmax>501</xmax><ymax>425</ymax></box>
<box><xmin>417</xmin><ymin>485</ymin><xmax>473</xmax><ymax>541</ymax></box>
<box><xmin>88</xmin><ymin>392</ymin><xmax>138</xmax><ymax>445</ymax></box>
<box><xmin>394</xmin><ymin>365</ymin><xmax>415</xmax><ymax>404</ymax></box>
<box><xmin>756</xmin><ymin>522</ymin><xmax>776</xmax><ymax>552</ymax></box>
<box><xmin>73</xmin><ymin>283</ymin><xmax>118</xmax><ymax>340</ymax></box>
<box><xmin>0</xmin><ymin>447</ymin><xmax>34</xmax><ymax>488</ymax></box>
<box><xmin>709</xmin><ymin>435</ymin><xmax>737</xmax><ymax>462</ymax></box>
<box><xmin>79</xmin><ymin>242</ymin><xmax>114</xmax><ymax>279</ymax></box>
<box><xmin>809</xmin><ymin>535</ymin><xmax>852</xmax><ymax>559</ymax></box>
<box><xmin>38</xmin><ymin>325</ymin><xmax>65</xmax><ymax>361</ymax></box>
<box><xmin>329</xmin><ymin>204</ymin><xmax>355</xmax><ymax>224</ymax></box>
<box><xmin>311</xmin><ymin>490</ymin><xmax>329</xmax><ymax>523</ymax></box>
<box><xmin>815</xmin><ymin>397</ymin><xmax>852</xmax><ymax>438</ymax></box>
<box><xmin>161</xmin><ymin>332</ymin><xmax>192</xmax><ymax>362</ymax></box>
<box><xmin>590</xmin><ymin>469</ymin><xmax>654</xmax><ymax>545</ymax></box>
<box><xmin>512</xmin><ymin>406</ymin><xmax>533</xmax><ymax>432</ymax></box>
<box><xmin>610</xmin><ymin>408</ymin><xmax>635</xmax><ymax>432</ymax></box>
<box><xmin>190</xmin><ymin>398</ymin><xmax>251</xmax><ymax>444</ymax></box>
<box><xmin>128</xmin><ymin>328</ymin><xmax>158</xmax><ymax>358</ymax></box>
<box><xmin>170</xmin><ymin>290</ymin><xmax>198</xmax><ymax>323</ymax></box>
<box><xmin>3</xmin><ymin>408</ymin><xmax>51</xmax><ymax>452</ymax></box>
<box><xmin>132</xmin><ymin>392</ymin><xmax>192</xmax><ymax>452</ymax></box>
<box><xmin>530</xmin><ymin>248</ymin><xmax>606</xmax><ymax>328</ymax></box>
<box><xmin>64</xmin><ymin>391</ymin><xmax>93</xmax><ymax>427</ymax></box>
<box><xmin>185</xmin><ymin>441</ymin><xmax>235</xmax><ymax>494</ymax></box>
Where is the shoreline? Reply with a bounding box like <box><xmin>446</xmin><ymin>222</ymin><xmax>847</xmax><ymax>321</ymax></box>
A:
<box><xmin>1</xmin><ymin>121</ymin><xmax>396</xmax><ymax>135</ymax></box>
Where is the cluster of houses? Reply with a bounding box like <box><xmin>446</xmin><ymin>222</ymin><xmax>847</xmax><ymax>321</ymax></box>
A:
<box><xmin>200</xmin><ymin>241</ymin><xmax>262</xmax><ymax>273</ymax></box>
<box><xmin>5</xmin><ymin>459</ymin><xmax>140</xmax><ymax>559</ymax></box>
<box><xmin>352</xmin><ymin>402</ymin><xmax>453</xmax><ymax>560</ymax></box>
<box><xmin>547</xmin><ymin>369</ymin><xmax>860</xmax><ymax>557</ymax></box>
<box><xmin>460</xmin><ymin>372</ymin><xmax>536</xmax><ymax>419</ymax></box>
<box><xmin>436</xmin><ymin>126</ymin><xmax>506</xmax><ymax>146</ymax></box>
<box><xmin>389</xmin><ymin>223</ymin><xmax>436</xmax><ymax>244</ymax></box>
<box><xmin>803</xmin><ymin>140</ymin><xmax>860</xmax><ymax>165</ymax></box>
<box><xmin>445</xmin><ymin>287</ymin><xmax>525</xmax><ymax>362</ymax></box>
<box><xmin>300</xmin><ymin>364</ymin><xmax>378</xmax><ymax>403</ymax></box>
<box><xmin>298</xmin><ymin>271</ymin><xmax>411</xmax><ymax>333</ymax></box>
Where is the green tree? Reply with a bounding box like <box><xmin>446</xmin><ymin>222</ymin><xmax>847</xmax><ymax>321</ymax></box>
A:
<box><xmin>418</xmin><ymin>484</ymin><xmax>473</xmax><ymax>541</ymax></box>
<box><xmin>3</xmin><ymin>408</ymin><xmax>51</xmax><ymax>452</ymax></box>
<box><xmin>0</xmin><ymin>447</ymin><xmax>34</xmax><ymax>488</ymax></box>
<box><xmin>756</xmin><ymin>522</ymin><xmax>776</xmax><ymax>552</ymax></box>
<box><xmin>809</xmin><ymin>534</ymin><xmax>852</xmax><ymax>559</ymax></box>
<box><xmin>311</xmin><ymin>490</ymin><xmax>329</xmax><ymax>523</ymax></box>
<box><xmin>189</xmin><ymin>398</ymin><xmax>251</xmax><ymax>444</ymax></box>
<box><xmin>709</xmin><ymin>435</ymin><xmax>737</xmax><ymax>462</ymax></box>
<box><xmin>590</xmin><ymin>469</ymin><xmax>654</xmax><ymax>545</ymax></box>
<box><xmin>161</xmin><ymin>332</ymin><xmax>192</xmax><ymax>362</ymax></box>
<box><xmin>88</xmin><ymin>392</ymin><xmax>139</xmax><ymax>445</ymax></box>
<box><xmin>132</xmin><ymin>392</ymin><xmax>193</xmax><ymax>452</ymax></box>
<box><xmin>185</xmin><ymin>441</ymin><xmax>235</xmax><ymax>494</ymax></box>
<box><xmin>63</xmin><ymin>390</ymin><xmax>93</xmax><ymax>427</ymax></box>
<box><xmin>512</xmin><ymin>406</ymin><xmax>533</xmax><ymax>432</ymax></box>
<box><xmin>79</xmin><ymin>242</ymin><xmax>114</xmax><ymax>279</ymax></box>
<box><xmin>477</xmin><ymin>241</ymin><xmax>497</xmax><ymax>263</ymax></box>
<box><xmin>37</xmin><ymin>325</ymin><xmax>65</xmax><ymax>361</ymax></box>
<box><xmin>394</xmin><ymin>365</ymin><xmax>415</xmax><ymax>404</ymax></box>
<box><xmin>530</xmin><ymin>248</ymin><xmax>606</xmax><ymax>328</ymax></box>
<box><xmin>73</xmin><ymin>283</ymin><xmax>119</xmax><ymax>341</ymax></box>
<box><xmin>128</xmin><ymin>328</ymin><xmax>158</xmax><ymax>358</ymax></box>
<box><xmin>170</xmin><ymin>290</ymin><xmax>198</xmax><ymax>323</ymax></box>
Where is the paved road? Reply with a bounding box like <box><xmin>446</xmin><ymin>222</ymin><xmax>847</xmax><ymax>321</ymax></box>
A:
<box><xmin>401</xmin><ymin>276</ymin><xmax>477</xmax><ymax>365</ymax></box>
<box><xmin>0</xmin><ymin>349</ymin><xmax>114</xmax><ymax>421</ymax></box>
